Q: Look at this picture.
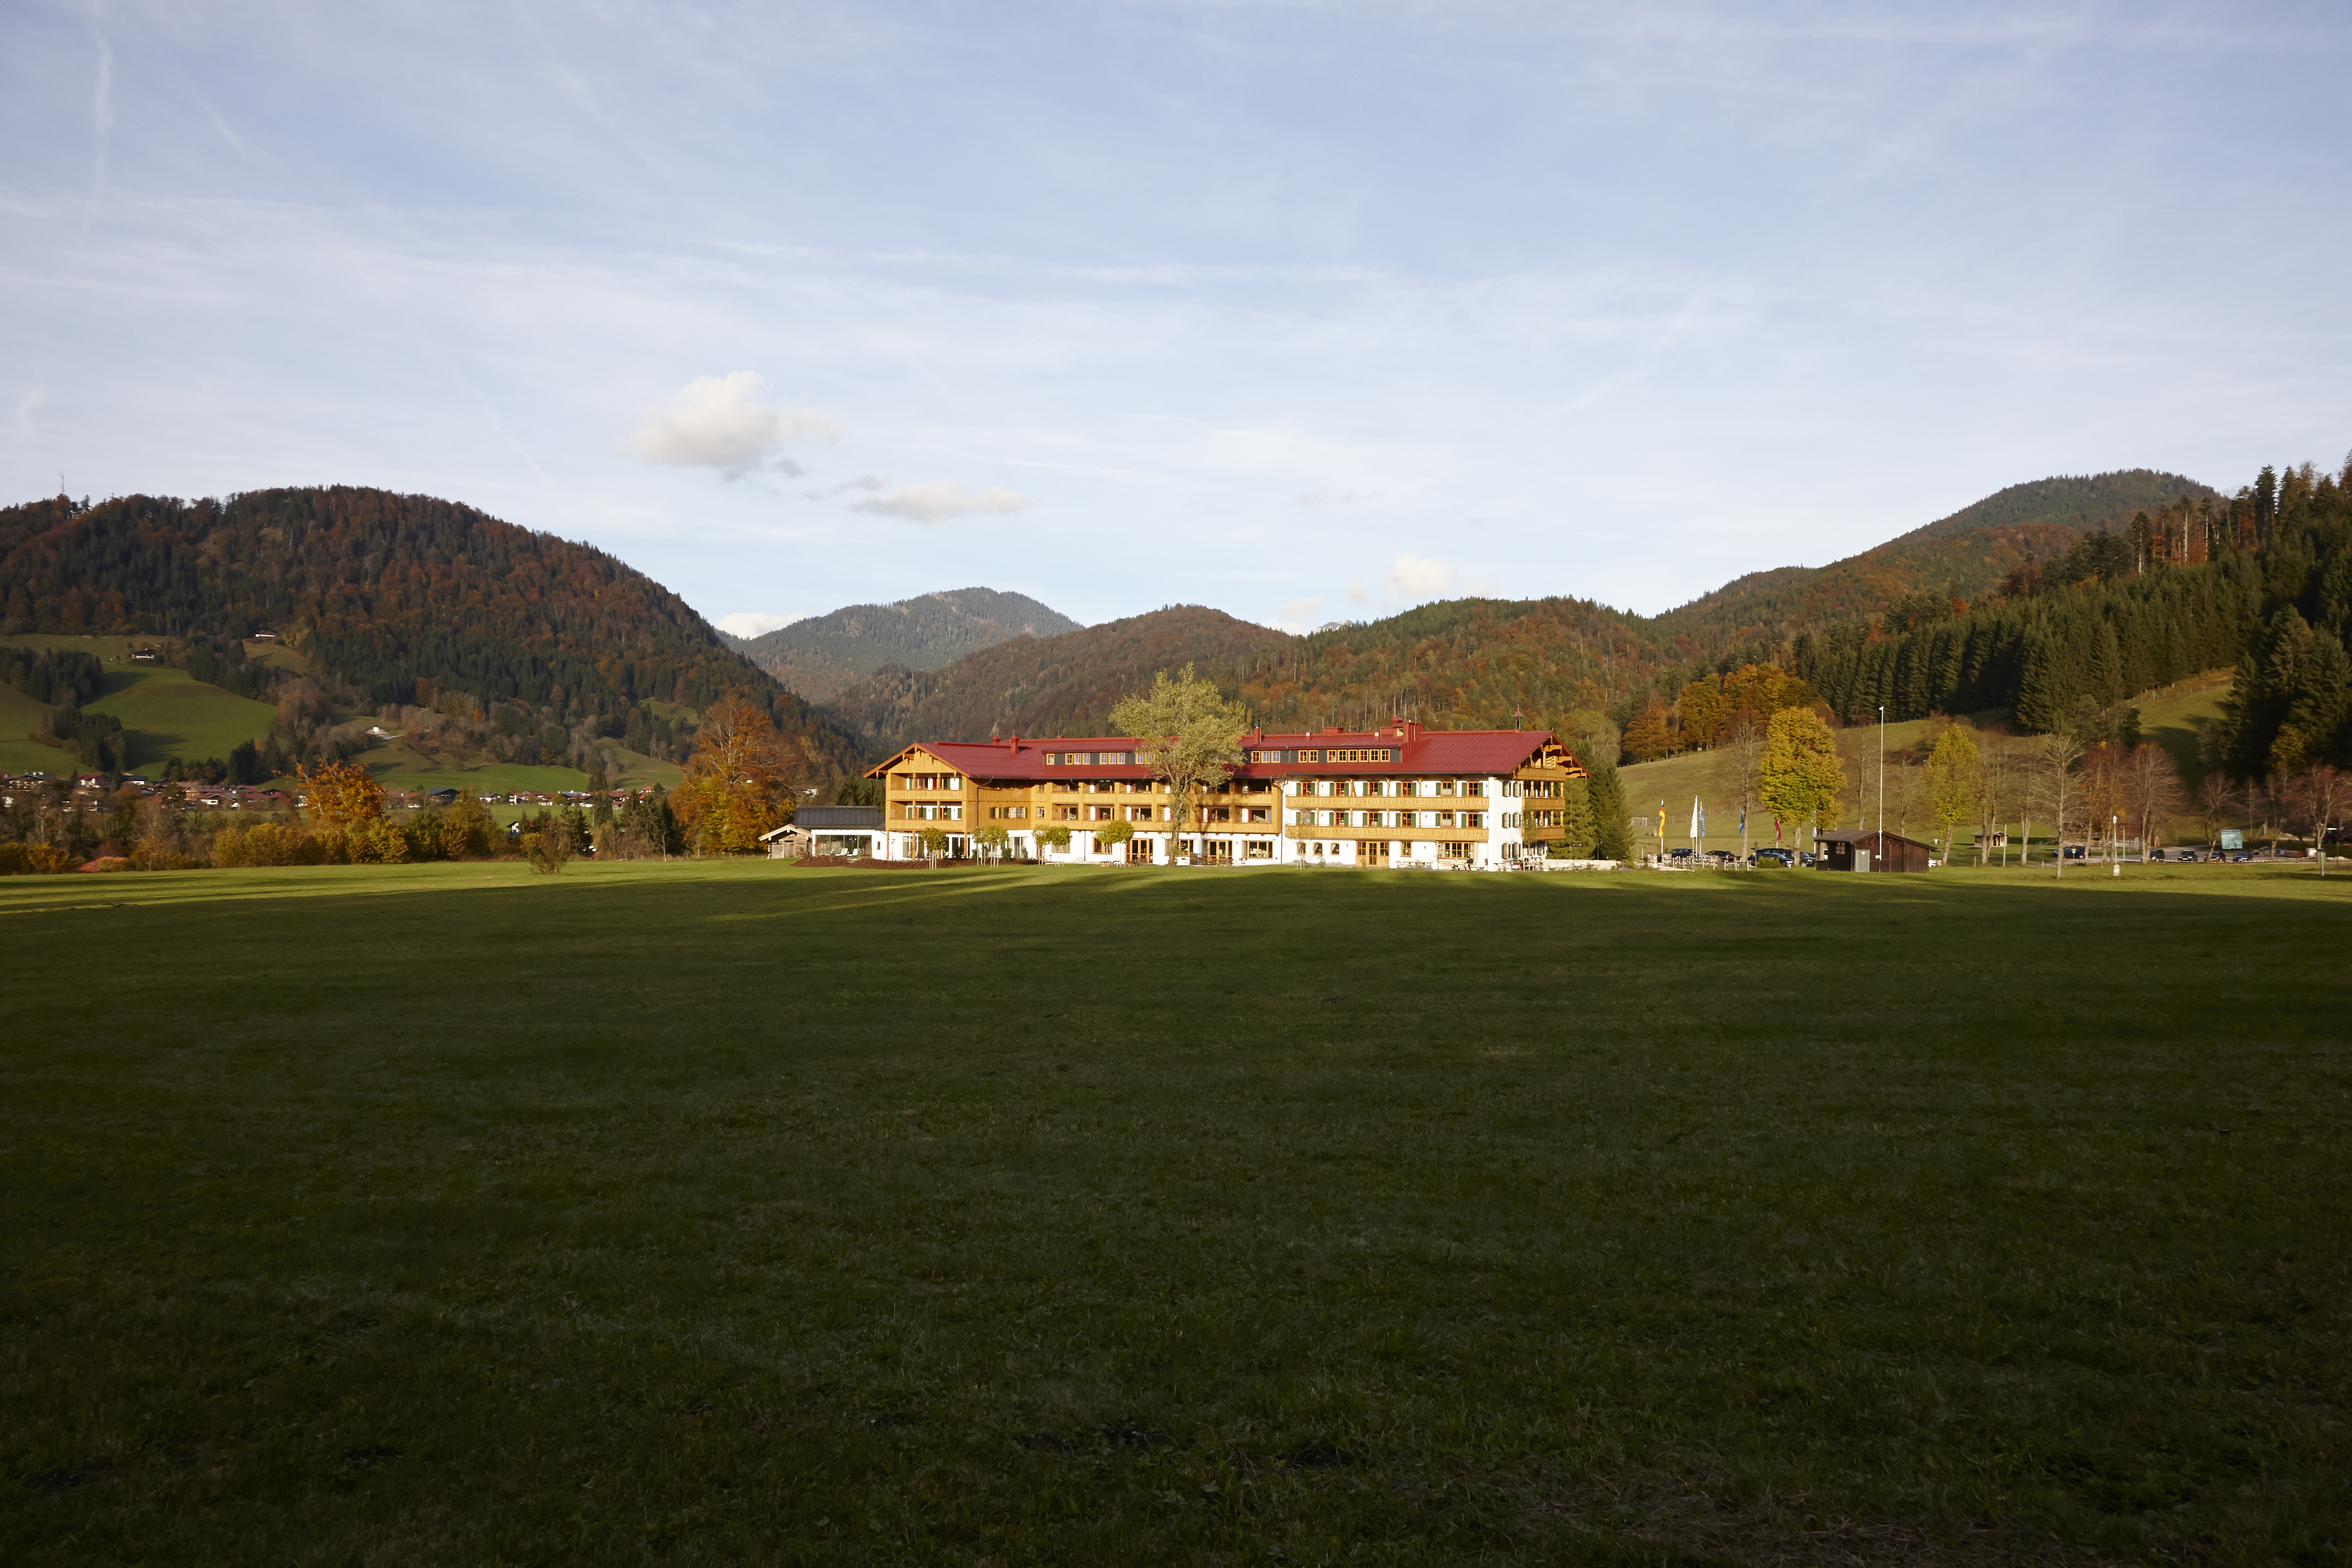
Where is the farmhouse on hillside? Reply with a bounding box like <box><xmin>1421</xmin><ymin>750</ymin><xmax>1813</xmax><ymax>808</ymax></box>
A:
<box><xmin>864</xmin><ymin>719</ymin><xmax>1586</xmax><ymax>867</ymax></box>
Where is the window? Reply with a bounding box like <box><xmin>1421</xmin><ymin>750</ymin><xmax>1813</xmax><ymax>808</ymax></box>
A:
<box><xmin>1462</xmin><ymin>780</ymin><xmax>1484</xmax><ymax>797</ymax></box>
<box><xmin>1130</xmin><ymin>805</ymin><xmax>1154</xmax><ymax>820</ymax></box>
<box><xmin>1464</xmin><ymin>812</ymin><xmax>1485</xmax><ymax>828</ymax></box>
<box><xmin>1313</xmin><ymin>781</ymin><xmax>1332</xmax><ymax>797</ymax></box>
<box><xmin>1323</xmin><ymin>748</ymin><xmax>1395</xmax><ymax>763</ymax></box>
<box><xmin>1298</xmin><ymin>750</ymin><xmax>1320</xmax><ymax>763</ymax></box>
<box><xmin>1208</xmin><ymin>806</ymin><xmax>1231</xmax><ymax>823</ymax></box>
<box><xmin>943</xmin><ymin>776</ymin><xmax>960</xmax><ymax>789</ymax></box>
<box><xmin>1243</xmin><ymin>806</ymin><xmax>1269</xmax><ymax>823</ymax></box>
<box><xmin>1440</xmin><ymin>841</ymin><xmax>1472</xmax><ymax>859</ymax></box>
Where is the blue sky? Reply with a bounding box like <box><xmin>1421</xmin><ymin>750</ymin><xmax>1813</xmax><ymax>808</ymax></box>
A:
<box><xmin>5</xmin><ymin>2</ymin><xmax>2347</xmax><ymax>635</ymax></box>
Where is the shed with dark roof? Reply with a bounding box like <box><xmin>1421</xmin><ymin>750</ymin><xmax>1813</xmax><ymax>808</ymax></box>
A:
<box><xmin>1817</xmin><ymin>828</ymin><xmax>1934</xmax><ymax>873</ymax></box>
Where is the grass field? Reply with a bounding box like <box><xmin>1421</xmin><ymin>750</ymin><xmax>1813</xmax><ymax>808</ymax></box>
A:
<box><xmin>83</xmin><ymin>664</ymin><xmax>281</xmax><ymax>771</ymax></box>
<box><xmin>0</xmin><ymin>683</ymin><xmax>71</xmax><ymax>776</ymax></box>
<box><xmin>3</xmin><ymin>861</ymin><xmax>2346</xmax><ymax>1564</ymax></box>
<box><xmin>364</xmin><ymin>746</ymin><xmax>686</xmax><ymax>796</ymax></box>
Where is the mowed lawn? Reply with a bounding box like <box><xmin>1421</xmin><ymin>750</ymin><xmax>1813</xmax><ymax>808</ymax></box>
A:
<box><xmin>2</xmin><ymin>862</ymin><xmax>2346</xmax><ymax>1565</ymax></box>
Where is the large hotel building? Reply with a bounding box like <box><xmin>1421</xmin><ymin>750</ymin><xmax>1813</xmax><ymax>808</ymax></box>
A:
<box><xmin>866</xmin><ymin>720</ymin><xmax>1587</xmax><ymax>867</ymax></box>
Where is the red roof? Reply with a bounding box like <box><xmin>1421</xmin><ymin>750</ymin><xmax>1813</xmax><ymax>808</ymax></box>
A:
<box><xmin>869</xmin><ymin>725</ymin><xmax>1577</xmax><ymax>782</ymax></box>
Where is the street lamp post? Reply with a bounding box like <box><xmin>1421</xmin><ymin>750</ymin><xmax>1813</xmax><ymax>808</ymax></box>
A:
<box><xmin>2112</xmin><ymin>812</ymin><xmax>2121</xmax><ymax>878</ymax></box>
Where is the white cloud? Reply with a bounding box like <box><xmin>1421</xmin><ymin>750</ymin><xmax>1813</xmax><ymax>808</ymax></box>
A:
<box><xmin>1344</xmin><ymin>580</ymin><xmax>1369</xmax><ymax>606</ymax></box>
<box><xmin>628</xmin><ymin>371</ymin><xmax>841</xmax><ymax>477</ymax></box>
<box><xmin>716</xmin><ymin>611</ymin><xmax>802</xmax><ymax>637</ymax></box>
<box><xmin>1385</xmin><ymin>553</ymin><xmax>1457</xmax><ymax>601</ymax></box>
<box><xmin>849</xmin><ymin>480</ymin><xmax>1026</xmax><ymax>525</ymax></box>
<box><xmin>1270</xmin><ymin>594</ymin><xmax>1326</xmax><ymax>633</ymax></box>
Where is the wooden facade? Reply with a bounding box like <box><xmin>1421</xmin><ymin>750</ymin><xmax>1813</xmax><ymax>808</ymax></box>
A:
<box><xmin>1817</xmin><ymin>828</ymin><xmax>1935</xmax><ymax>873</ymax></box>
<box><xmin>865</xmin><ymin>721</ymin><xmax>1587</xmax><ymax>867</ymax></box>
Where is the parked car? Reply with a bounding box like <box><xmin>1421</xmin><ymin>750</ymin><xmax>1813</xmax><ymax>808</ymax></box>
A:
<box><xmin>1753</xmin><ymin>848</ymin><xmax>1794</xmax><ymax>867</ymax></box>
<box><xmin>2063</xmin><ymin>844</ymin><xmax>2086</xmax><ymax>860</ymax></box>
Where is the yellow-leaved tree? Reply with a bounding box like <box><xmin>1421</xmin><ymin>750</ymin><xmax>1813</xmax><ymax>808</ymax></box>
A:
<box><xmin>300</xmin><ymin>759</ymin><xmax>385</xmax><ymax>830</ymax></box>
<box><xmin>674</xmin><ymin>699</ymin><xmax>799</xmax><ymax>855</ymax></box>
<box><xmin>1924</xmin><ymin>725</ymin><xmax>1983</xmax><ymax>864</ymax></box>
<box><xmin>1108</xmin><ymin>663</ymin><xmax>1250</xmax><ymax>856</ymax></box>
<box><xmin>1759</xmin><ymin>707</ymin><xmax>1845</xmax><ymax>854</ymax></box>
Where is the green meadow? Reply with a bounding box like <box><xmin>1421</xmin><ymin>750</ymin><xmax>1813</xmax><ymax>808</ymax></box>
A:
<box><xmin>3</xmin><ymin>861</ymin><xmax>2346</xmax><ymax>1564</ymax></box>
<box><xmin>0</xmin><ymin>683</ymin><xmax>69</xmax><ymax>776</ymax></box>
<box><xmin>83</xmin><ymin>663</ymin><xmax>280</xmax><ymax>771</ymax></box>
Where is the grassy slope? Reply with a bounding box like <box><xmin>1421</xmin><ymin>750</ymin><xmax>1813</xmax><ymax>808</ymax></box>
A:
<box><xmin>84</xmin><ymin>664</ymin><xmax>280</xmax><ymax>770</ymax></box>
<box><xmin>1622</xmin><ymin>672</ymin><xmax>2241</xmax><ymax>852</ymax></box>
<box><xmin>1621</xmin><ymin>714</ymin><xmax>1959</xmax><ymax>848</ymax></box>
<box><xmin>0</xmin><ymin>683</ymin><xmax>70</xmax><ymax>775</ymax></box>
<box><xmin>2</xmin><ymin>861</ymin><xmax>2346</xmax><ymax>1564</ymax></box>
<box><xmin>2135</xmin><ymin>667</ymin><xmax>2234</xmax><ymax>786</ymax></box>
<box><xmin>361</xmin><ymin>744</ymin><xmax>685</xmax><ymax>794</ymax></box>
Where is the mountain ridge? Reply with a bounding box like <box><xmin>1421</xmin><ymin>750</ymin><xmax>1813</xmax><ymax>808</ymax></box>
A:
<box><xmin>727</xmin><ymin>586</ymin><xmax>1082</xmax><ymax>700</ymax></box>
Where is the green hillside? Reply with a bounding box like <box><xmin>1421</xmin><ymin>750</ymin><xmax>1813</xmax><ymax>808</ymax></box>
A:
<box><xmin>87</xmin><ymin>664</ymin><xmax>280</xmax><ymax>771</ymax></box>
<box><xmin>0</xmin><ymin>683</ymin><xmax>68</xmax><ymax>775</ymax></box>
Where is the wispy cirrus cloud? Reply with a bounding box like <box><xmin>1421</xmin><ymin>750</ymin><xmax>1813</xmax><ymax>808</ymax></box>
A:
<box><xmin>849</xmin><ymin>480</ymin><xmax>1026</xmax><ymax>525</ymax></box>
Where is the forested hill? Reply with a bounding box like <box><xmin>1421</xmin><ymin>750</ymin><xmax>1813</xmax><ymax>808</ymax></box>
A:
<box><xmin>0</xmin><ymin>487</ymin><xmax>863</xmax><ymax>774</ymax></box>
<box><xmin>1649</xmin><ymin>469</ymin><xmax>2215</xmax><ymax>650</ymax></box>
<box><xmin>819</xmin><ymin>461</ymin><xmax>2342</xmax><ymax>777</ymax></box>
<box><xmin>825</xmin><ymin>605</ymin><xmax>1289</xmax><ymax>752</ymax></box>
<box><xmin>729</xmin><ymin>587</ymin><xmax>1081</xmax><ymax>700</ymax></box>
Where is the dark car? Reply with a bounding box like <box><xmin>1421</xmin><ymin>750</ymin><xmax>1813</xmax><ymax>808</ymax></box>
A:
<box><xmin>1753</xmin><ymin>848</ymin><xmax>1793</xmax><ymax>867</ymax></box>
<box><xmin>2063</xmin><ymin>844</ymin><xmax>2086</xmax><ymax>859</ymax></box>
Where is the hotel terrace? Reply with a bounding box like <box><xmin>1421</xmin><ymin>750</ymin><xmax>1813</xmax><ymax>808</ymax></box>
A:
<box><xmin>866</xmin><ymin>720</ymin><xmax>1588</xmax><ymax>867</ymax></box>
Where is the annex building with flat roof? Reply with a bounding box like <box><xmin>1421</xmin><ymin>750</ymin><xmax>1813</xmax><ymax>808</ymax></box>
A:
<box><xmin>864</xmin><ymin>719</ymin><xmax>1587</xmax><ymax>867</ymax></box>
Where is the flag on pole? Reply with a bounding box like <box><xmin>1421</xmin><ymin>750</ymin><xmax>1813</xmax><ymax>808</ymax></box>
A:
<box><xmin>1738</xmin><ymin>803</ymin><xmax>1747</xmax><ymax>838</ymax></box>
<box><xmin>1690</xmin><ymin>797</ymin><xmax>1705</xmax><ymax>842</ymax></box>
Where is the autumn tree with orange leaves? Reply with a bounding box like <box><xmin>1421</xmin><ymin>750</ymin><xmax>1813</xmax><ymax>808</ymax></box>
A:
<box><xmin>674</xmin><ymin>699</ymin><xmax>805</xmax><ymax>854</ymax></box>
<box><xmin>298</xmin><ymin>760</ymin><xmax>385</xmax><ymax>829</ymax></box>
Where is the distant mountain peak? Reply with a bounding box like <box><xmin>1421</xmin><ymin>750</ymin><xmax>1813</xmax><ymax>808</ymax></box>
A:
<box><xmin>730</xmin><ymin>586</ymin><xmax>1082</xmax><ymax>699</ymax></box>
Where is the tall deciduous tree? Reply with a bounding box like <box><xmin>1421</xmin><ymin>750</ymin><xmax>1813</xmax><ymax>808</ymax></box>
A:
<box><xmin>1723</xmin><ymin>710</ymin><xmax>1767</xmax><ymax>859</ymax></box>
<box><xmin>1925</xmin><ymin>725</ymin><xmax>1982</xmax><ymax>863</ymax></box>
<box><xmin>299</xmin><ymin>759</ymin><xmax>384</xmax><ymax>830</ymax></box>
<box><xmin>675</xmin><ymin>699</ymin><xmax>800</xmax><ymax>855</ymax></box>
<box><xmin>1108</xmin><ymin>664</ymin><xmax>1249</xmax><ymax>854</ymax></box>
<box><xmin>2122</xmin><ymin>744</ymin><xmax>2186</xmax><ymax>860</ymax></box>
<box><xmin>1759</xmin><ymin>708</ymin><xmax>1844</xmax><ymax>854</ymax></box>
<box><xmin>2027</xmin><ymin>730</ymin><xmax>2086</xmax><ymax>875</ymax></box>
